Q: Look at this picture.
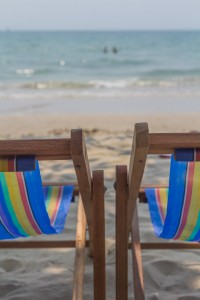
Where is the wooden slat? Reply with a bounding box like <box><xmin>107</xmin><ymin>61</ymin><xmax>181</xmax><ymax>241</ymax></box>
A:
<box><xmin>0</xmin><ymin>240</ymin><xmax>90</xmax><ymax>248</ymax></box>
<box><xmin>73</xmin><ymin>197</ymin><xmax>86</xmax><ymax>300</ymax></box>
<box><xmin>0</xmin><ymin>139</ymin><xmax>71</xmax><ymax>160</ymax></box>
<box><xmin>43</xmin><ymin>181</ymin><xmax>77</xmax><ymax>186</ymax></box>
<box><xmin>149</xmin><ymin>133</ymin><xmax>200</xmax><ymax>154</ymax></box>
<box><xmin>128</xmin><ymin>242</ymin><xmax>200</xmax><ymax>250</ymax></box>
<box><xmin>116</xmin><ymin>165</ymin><xmax>128</xmax><ymax>300</ymax></box>
<box><xmin>0</xmin><ymin>240</ymin><xmax>80</xmax><ymax>248</ymax></box>
<box><xmin>93</xmin><ymin>170</ymin><xmax>106</xmax><ymax>300</ymax></box>
<box><xmin>2</xmin><ymin>240</ymin><xmax>198</xmax><ymax>249</ymax></box>
<box><xmin>37</xmin><ymin>155</ymin><xmax>71</xmax><ymax>160</ymax></box>
<box><xmin>131</xmin><ymin>205</ymin><xmax>145</xmax><ymax>300</ymax></box>
<box><xmin>71</xmin><ymin>129</ymin><xmax>93</xmax><ymax>254</ymax></box>
<box><xmin>127</xmin><ymin>123</ymin><xmax>149</xmax><ymax>232</ymax></box>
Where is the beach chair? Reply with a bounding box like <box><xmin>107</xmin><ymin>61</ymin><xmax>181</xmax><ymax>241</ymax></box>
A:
<box><xmin>115</xmin><ymin>122</ymin><xmax>200</xmax><ymax>300</ymax></box>
<box><xmin>0</xmin><ymin>129</ymin><xmax>106</xmax><ymax>300</ymax></box>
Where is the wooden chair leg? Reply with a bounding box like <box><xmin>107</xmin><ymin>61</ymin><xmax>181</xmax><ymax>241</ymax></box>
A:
<box><xmin>116</xmin><ymin>166</ymin><xmax>128</xmax><ymax>300</ymax></box>
<box><xmin>92</xmin><ymin>170</ymin><xmax>106</xmax><ymax>300</ymax></box>
<box><xmin>131</xmin><ymin>204</ymin><xmax>145</xmax><ymax>300</ymax></box>
<box><xmin>73</xmin><ymin>196</ymin><xmax>86</xmax><ymax>300</ymax></box>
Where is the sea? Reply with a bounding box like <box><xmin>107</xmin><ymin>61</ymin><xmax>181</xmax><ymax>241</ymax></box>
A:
<box><xmin>1</xmin><ymin>30</ymin><xmax>200</xmax><ymax>115</ymax></box>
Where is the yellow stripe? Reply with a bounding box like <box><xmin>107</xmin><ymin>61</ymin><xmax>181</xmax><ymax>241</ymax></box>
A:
<box><xmin>0</xmin><ymin>160</ymin><xmax>9</xmax><ymax>172</ymax></box>
<box><xmin>47</xmin><ymin>187</ymin><xmax>59</xmax><ymax>219</ymax></box>
<box><xmin>5</xmin><ymin>173</ymin><xmax>38</xmax><ymax>236</ymax></box>
<box><xmin>159</xmin><ymin>189</ymin><xmax>168</xmax><ymax>218</ymax></box>
<box><xmin>179</xmin><ymin>163</ymin><xmax>200</xmax><ymax>240</ymax></box>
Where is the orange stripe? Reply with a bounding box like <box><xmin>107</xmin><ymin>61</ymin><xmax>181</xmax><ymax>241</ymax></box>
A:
<box><xmin>156</xmin><ymin>188</ymin><xmax>165</xmax><ymax>223</ymax></box>
<box><xmin>16</xmin><ymin>173</ymin><xmax>42</xmax><ymax>235</ymax></box>
<box><xmin>51</xmin><ymin>188</ymin><xmax>62</xmax><ymax>225</ymax></box>
<box><xmin>174</xmin><ymin>163</ymin><xmax>194</xmax><ymax>239</ymax></box>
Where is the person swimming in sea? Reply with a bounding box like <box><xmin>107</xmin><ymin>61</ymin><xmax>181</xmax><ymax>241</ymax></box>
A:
<box><xmin>112</xmin><ymin>47</ymin><xmax>118</xmax><ymax>54</ymax></box>
<box><xmin>102</xmin><ymin>46</ymin><xmax>118</xmax><ymax>54</ymax></box>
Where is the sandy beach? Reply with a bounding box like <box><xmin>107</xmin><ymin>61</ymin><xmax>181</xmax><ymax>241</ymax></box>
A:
<box><xmin>0</xmin><ymin>113</ymin><xmax>200</xmax><ymax>300</ymax></box>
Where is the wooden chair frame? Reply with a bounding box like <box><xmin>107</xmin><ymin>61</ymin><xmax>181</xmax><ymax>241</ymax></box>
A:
<box><xmin>115</xmin><ymin>122</ymin><xmax>200</xmax><ymax>300</ymax></box>
<box><xmin>0</xmin><ymin>129</ymin><xmax>106</xmax><ymax>300</ymax></box>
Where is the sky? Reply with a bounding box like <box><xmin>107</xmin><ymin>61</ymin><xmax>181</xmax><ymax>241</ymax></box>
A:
<box><xmin>0</xmin><ymin>0</ymin><xmax>200</xmax><ymax>31</ymax></box>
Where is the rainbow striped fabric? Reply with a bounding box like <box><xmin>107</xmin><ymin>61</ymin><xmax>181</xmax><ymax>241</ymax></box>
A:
<box><xmin>146</xmin><ymin>151</ymin><xmax>200</xmax><ymax>241</ymax></box>
<box><xmin>0</xmin><ymin>157</ymin><xmax>74</xmax><ymax>240</ymax></box>
<box><xmin>0</xmin><ymin>155</ymin><xmax>35</xmax><ymax>172</ymax></box>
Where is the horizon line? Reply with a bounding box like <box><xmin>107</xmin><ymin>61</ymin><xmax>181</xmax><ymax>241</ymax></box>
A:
<box><xmin>1</xmin><ymin>28</ymin><xmax>200</xmax><ymax>32</ymax></box>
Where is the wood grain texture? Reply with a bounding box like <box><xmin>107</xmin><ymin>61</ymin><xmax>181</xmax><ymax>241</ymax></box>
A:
<box><xmin>131</xmin><ymin>205</ymin><xmax>145</xmax><ymax>300</ymax></box>
<box><xmin>127</xmin><ymin>123</ymin><xmax>149</xmax><ymax>232</ymax></box>
<box><xmin>0</xmin><ymin>240</ymin><xmax>199</xmax><ymax>249</ymax></box>
<box><xmin>0</xmin><ymin>240</ymin><xmax>88</xmax><ymax>248</ymax></box>
<box><xmin>71</xmin><ymin>129</ymin><xmax>93</xmax><ymax>253</ymax></box>
<box><xmin>138</xmin><ymin>243</ymin><xmax>200</xmax><ymax>250</ymax></box>
<box><xmin>73</xmin><ymin>197</ymin><xmax>86</xmax><ymax>300</ymax></box>
<box><xmin>149</xmin><ymin>133</ymin><xmax>200</xmax><ymax>154</ymax></box>
<box><xmin>92</xmin><ymin>170</ymin><xmax>106</xmax><ymax>300</ymax></box>
<box><xmin>0</xmin><ymin>139</ymin><xmax>71</xmax><ymax>160</ymax></box>
<box><xmin>116</xmin><ymin>165</ymin><xmax>128</xmax><ymax>300</ymax></box>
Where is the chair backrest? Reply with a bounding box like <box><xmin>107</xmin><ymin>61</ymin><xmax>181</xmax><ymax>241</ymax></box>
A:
<box><xmin>0</xmin><ymin>129</ymin><xmax>93</xmax><ymax>242</ymax></box>
<box><xmin>127</xmin><ymin>122</ymin><xmax>200</xmax><ymax>234</ymax></box>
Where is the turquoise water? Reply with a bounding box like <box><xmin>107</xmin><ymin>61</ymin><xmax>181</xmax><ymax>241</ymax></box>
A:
<box><xmin>1</xmin><ymin>31</ymin><xmax>200</xmax><ymax>114</ymax></box>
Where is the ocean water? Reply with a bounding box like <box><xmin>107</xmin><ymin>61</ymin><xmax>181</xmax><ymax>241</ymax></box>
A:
<box><xmin>1</xmin><ymin>31</ymin><xmax>200</xmax><ymax>114</ymax></box>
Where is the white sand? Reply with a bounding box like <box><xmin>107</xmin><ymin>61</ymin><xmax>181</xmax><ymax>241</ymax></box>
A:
<box><xmin>0</xmin><ymin>113</ymin><xmax>200</xmax><ymax>300</ymax></box>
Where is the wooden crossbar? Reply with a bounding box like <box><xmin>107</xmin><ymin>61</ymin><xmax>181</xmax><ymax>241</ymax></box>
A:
<box><xmin>2</xmin><ymin>240</ymin><xmax>198</xmax><ymax>250</ymax></box>
<box><xmin>0</xmin><ymin>139</ymin><xmax>71</xmax><ymax>160</ymax></box>
<box><xmin>149</xmin><ymin>133</ymin><xmax>200</xmax><ymax>154</ymax></box>
<box><xmin>0</xmin><ymin>240</ymin><xmax>90</xmax><ymax>248</ymax></box>
<box><xmin>133</xmin><ymin>242</ymin><xmax>200</xmax><ymax>250</ymax></box>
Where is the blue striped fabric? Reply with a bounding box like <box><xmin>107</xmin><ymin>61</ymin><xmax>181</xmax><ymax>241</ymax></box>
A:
<box><xmin>0</xmin><ymin>157</ymin><xmax>74</xmax><ymax>240</ymax></box>
<box><xmin>145</xmin><ymin>154</ymin><xmax>200</xmax><ymax>241</ymax></box>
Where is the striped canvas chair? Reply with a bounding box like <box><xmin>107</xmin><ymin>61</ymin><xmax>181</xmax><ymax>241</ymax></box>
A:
<box><xmin>0</xmin><ymin>130</ymin><xmax>106</xmax><ymax>300</ymax></box>
<box><xmin>115</xmin><ymin>123</ymin><xmax>200</xmax><ymax>300</ymax></box>
<box><xmin>146</xmin><ymin>149</ymin><xmax>200</xmax><ymax>242</ymax></box>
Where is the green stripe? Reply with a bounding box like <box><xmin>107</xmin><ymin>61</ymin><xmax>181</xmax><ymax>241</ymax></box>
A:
<box><xmin>187</xmin><ymin>211</ymin><xmax>200</xmax><ymax>241</ymax></box>
<box><xmin>45</xmin><ymin>187</ymin><xmax>53</xmax><ymax>210</ymax></box>
<box><xmin>0</xmin><ymin>173</ymin><xmax>28</xmax><ymax>236</ymax></box>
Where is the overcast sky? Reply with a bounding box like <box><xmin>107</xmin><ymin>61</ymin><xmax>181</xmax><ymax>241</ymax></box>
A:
<box><xmin>0</xmin><ymin>0</ymin><xmax>200</xmax><ymax>31</ymax></box>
